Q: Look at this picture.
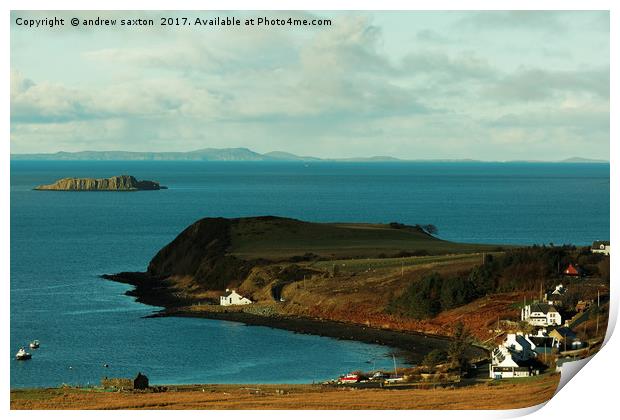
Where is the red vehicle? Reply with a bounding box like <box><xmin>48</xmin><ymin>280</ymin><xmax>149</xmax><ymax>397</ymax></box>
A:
<box><xmin>339</xmin><ymin>373</ymin><xmax>360</xmax><ymax>383</ymax></box>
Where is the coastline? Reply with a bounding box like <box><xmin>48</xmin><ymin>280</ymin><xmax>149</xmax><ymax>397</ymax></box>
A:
<box><xmin>101</xmin><ymin>272</ymin><xmax>488</xmax><ymax>364</ymax></box>
<box><xmin>145</xmin><ymin>307</ymin><xmax>487</xmax><ymax>364</ymax></box>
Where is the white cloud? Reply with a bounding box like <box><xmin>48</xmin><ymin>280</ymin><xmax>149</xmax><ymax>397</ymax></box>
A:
<box><xmin>10</xmin><ymin>11</ymin><xmax>610</xmax><ymax>160</ymax></box>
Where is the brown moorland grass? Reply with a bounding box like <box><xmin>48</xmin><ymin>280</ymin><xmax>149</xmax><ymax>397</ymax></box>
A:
<box><xmin>11</xmin><ymin>374</ymin><xmax>559</xmax><ymax>410</ymax></box>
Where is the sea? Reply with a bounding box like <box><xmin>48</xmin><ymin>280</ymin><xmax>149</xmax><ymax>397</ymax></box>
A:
<box><xmin>10</xmin><ymin>161</ymin><xmax>610</xmax><ymax>388</ymax></box>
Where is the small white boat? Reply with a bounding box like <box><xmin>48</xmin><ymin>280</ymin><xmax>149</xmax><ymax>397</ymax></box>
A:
<box><xmin>16</xmin><ymin>348</ymin><xmax>32</xmax><ymax>360</ymax></box>
<box><xmin>29</xmin><ymin>340</ymin><xmax>40</xmax><ymax>349</ymax></box>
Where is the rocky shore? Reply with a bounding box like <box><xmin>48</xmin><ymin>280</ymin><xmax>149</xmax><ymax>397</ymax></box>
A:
<box><xmin>34</xmin><ymin>175</ymin><xmax>166</xmax><ymax>191</ymax></box>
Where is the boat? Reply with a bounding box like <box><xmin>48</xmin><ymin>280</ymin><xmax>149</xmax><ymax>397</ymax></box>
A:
<box><xmin>16</xmin><ymin>348</ymin><xmax>32</xmax><ymax>360</ymax></box>
<box><xmin>29</xmin><ymin>340</ymin><xmax>40</xmax><ymax>349</ymax></box>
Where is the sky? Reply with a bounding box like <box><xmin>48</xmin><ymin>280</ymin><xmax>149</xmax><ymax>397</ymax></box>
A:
<box><xmin>10</xmin><ymin>11</ymin><xmax>610</xmax><ymax>160</ymax></box>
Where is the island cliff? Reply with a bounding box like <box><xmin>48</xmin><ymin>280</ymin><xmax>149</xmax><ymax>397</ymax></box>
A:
<box><xmin>34</xmin><ymin>175</ymin><xmax>166</xmax><ymax>191</ymax></box>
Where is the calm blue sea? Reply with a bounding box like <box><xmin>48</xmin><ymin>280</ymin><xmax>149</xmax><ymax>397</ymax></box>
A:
<box><xmin>10</xmin><ymin>161</ymin><xmax>609</xmax><ymax>388</ymax></box>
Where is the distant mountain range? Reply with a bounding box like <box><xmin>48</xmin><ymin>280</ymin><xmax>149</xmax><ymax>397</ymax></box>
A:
<box><xmin>9</xmin><ymin>148</ymin><xmax>609</xmax><ymax>163</ymax></box>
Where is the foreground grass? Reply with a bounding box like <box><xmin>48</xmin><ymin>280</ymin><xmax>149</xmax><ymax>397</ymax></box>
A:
<box><xmin>11</xmin><ymin>374</ymin><xmax>559</xmax><ymax>410</ymax></box>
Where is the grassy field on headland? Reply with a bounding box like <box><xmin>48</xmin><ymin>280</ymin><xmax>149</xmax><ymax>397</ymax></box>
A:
<box><xmin>103</xmin><ymin>215</ymin><xmax>609</xmax><ymax>348</ymax></box>
<box><xmin>11</xmin><ymin>373</ymin><xmax>560</xmax><ymax>410</ymax></box>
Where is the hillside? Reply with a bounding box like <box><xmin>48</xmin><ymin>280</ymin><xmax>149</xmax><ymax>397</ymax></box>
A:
<box><xmin>103</xmin><ymin>215</ymin><xmax>609</xmax><ymax>346</ymax></box>
<box><xmin>11</xmin><ymin>148</ymin><xmax>398</xmax><ymax>162</ymax></box>
<box><xmin>103</xmin><ymin>216</ymin><xmax>502</xmax><ymax>338</ymax></box>
<box><xmin>140</xmin><ymin>216</ymin><xmax>500</xmax><ymax>289</ymax></box>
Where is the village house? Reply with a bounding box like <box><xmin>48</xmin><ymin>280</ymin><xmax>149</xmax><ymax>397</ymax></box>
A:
<box><xmin>544</xmin><ymin>284</ymin><xmax>567</xmax><ymax>307</ymax></box>
<box><xmin>521</xmin><ymin>302</ymin><xmax>562</xmax><ymax>327</ymax></box>
<box><xmin>548</xmin><ymin>326</ymin><xmax>577</xmax><ymax>344</ymax></box>
<box><xmin>548</xmin><ymin>326</ymin><xmax>588</xmax><ymax>352</ymax></box>
<box><xmin>220</xmin><ymin>289</ymin><xmax>252</xmax><ymax>306</ymax></box>
<box><xmin>489</xmin><ymin>330</ymin><xmax>556</xmax><ymax>379</ymax></box>
<box><xmin>575</xmin><ymin>300</ymin><xmax>593</xmax><ymax>313</ymax></box>
<box><xmin>489</xmin><ymin>340</ymin><xmax>538</xmax><ymax>379</ymax></box>
<box><xmin>563</xmin><ymin>263</ymin><xmax>585</xmax><ymax>277</ymax></box>
<box><xmin>591</xmin><ymin>240</ymin><xmax>610</xmax><ymax>256</ymax></box>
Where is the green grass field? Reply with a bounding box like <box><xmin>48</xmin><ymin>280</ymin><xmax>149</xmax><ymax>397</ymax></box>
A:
<box><xmin>228</xmin><ymin>217</ymin><xmax>504</xmax><ymax>260</ymax></box>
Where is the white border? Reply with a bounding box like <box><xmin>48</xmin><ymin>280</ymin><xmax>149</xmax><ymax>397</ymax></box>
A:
<box><xmin>3</xmin><ymin>1</ymin><xmax>616</xmax><ymax>419</ymax></box>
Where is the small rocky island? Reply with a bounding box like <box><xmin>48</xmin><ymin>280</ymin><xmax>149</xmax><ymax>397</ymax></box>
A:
<box><xmin>34</xmin><ymin>175</ymin><xmax>166</xmax><ymax>191</ymax></box>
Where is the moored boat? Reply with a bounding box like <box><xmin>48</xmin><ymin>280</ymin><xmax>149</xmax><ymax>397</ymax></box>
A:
<box><xmin>16</xmin><ymin>348</ymin><xmax>32</xmax><ymax>360</ymax></box>
<box><xmin>29</xmin><ymin>340</ymin><xmax>40</xmax><ymax>349</ymax></box>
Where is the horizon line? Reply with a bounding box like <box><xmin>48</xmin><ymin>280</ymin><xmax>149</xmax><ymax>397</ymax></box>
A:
<box><xmin>9</xmin><ymin>147</ymin><xmax>610</xmax><ymax>164</ymax></box>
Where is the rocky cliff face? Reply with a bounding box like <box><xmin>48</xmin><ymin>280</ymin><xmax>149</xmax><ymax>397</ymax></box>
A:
<box><xmin>34</xmin><ymin>175</ymin><xmax>165</xmax><ymax>191</ymax></box>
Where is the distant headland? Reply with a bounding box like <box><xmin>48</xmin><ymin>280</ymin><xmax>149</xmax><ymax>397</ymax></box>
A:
<box><xmin>34</xmin><ymin>175</ymin><xmax>166</xmax><ymax>191</ymax></box>
<box><xmin>9</xmin><ymin>147</ymin><xmax>608</xmax><ymax>163</ymax></box>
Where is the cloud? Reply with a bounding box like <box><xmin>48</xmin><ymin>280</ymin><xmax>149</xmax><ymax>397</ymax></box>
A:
<box><xmin>20</xmin><ymin>16</ymin><xmax>429</xmax><ymax>125</ymax></box>
<box><xmin>11</xmin><ymin>71</ymin><xmax>95</xmax><ymax>123</ymax></box>
<box><xmin>401</xmin><ymin>51</ymin><xmax>496</xmax><ymax>82</ymax></box>
<box><xmin>456</xmin><ymin>11</ymin><xmax>569</xmax><ymax>33</ymax></box>
<box><xmin>415</xmin><ymin>29</ymin><xmax>450</xmax><ymax>44</ymax></box>
<box><xmin>488</xmin><ymin>107</ymin><xmax>609</xmax><ymax>133</ymax></box>
<box><xmin>486</xmin><ymin>68</ymin><xmax>609</xmax><ymax>102</ymax></box>
<box><xmin>10</xmin><ymin>71</ymin><xmax>217</xmax><ymax>124</ymax></box>
<box><xmin>10</xmin><ymin>11</ymin><xmax>610</xmax><ymax>160</ymax></box>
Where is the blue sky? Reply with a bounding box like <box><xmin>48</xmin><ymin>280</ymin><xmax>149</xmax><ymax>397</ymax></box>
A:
<box><xmin>10</xmin><ymin>11</ymin><xmax>609</xmax><ymax>160</ymax></box>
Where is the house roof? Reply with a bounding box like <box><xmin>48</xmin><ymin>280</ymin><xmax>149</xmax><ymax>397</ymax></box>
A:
<box><xmin>528</xmin><ymin>336</ymin><xmax>555</xmax><ymax>348</ymax></box>
<box><xmin>529</xmin><ymin>302</ymin><xmax>558</xmax><ymax>314</ymax></box>
<box><xmin>549</xmin><ymin>284</ymin><xmax>566</xmax><ymax>295</ymax></box>
<box><xmin>134</xmin><ymin>372</ymin><xmax>148</xmax><ymax>381</ymax></box>
<box><xmin>563</xmin><ymin>264</ymin><xmax>584</xmax><ymax>275</ymax></box>
<box><xmin>492</xmin><ymin>348</ymin><xmax>504</xmax><ymax>360</ymax></box>
<box><xmin>549</xmin><ymin>326</ymin><xmax>577</xmax><ymax>339</ymax></box>
<box><xmin>221</xmin><ymin>290</ymin><xmax>251</xmax><ymax>300</ymax></box>
<box><xmin>592</xmin><ymin>240</ymin><xmax>610</xmax><ymax>248</ymax></box>
<box><xmin>222</xmin><ymin>290</ymin><xmax>244</xmax><ymax>298</ymax></box>
<box><xmin>505</xmin><ymin>334</ymin><xmax>532</xmax><ymax>351</ymax></box>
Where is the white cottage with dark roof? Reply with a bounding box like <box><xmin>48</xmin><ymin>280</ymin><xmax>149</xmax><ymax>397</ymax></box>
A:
<box><xmin>220</xmin><ymin>289</ymin><xmax>252</xmax><ymax>306</ymax></box>
<box><xmin>489</xmin><ymin>342</ymin><xmax>536</xmax><ymax>379</ymax></box>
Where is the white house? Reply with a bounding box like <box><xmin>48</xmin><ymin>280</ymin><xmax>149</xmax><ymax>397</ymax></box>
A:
<box><xmin>591</xmin><ymin>241</ymin><xmax>610</xmax><ymax>256</ymax></box>
<box><xmin>489</xmin><ymin>332</ymin><xmax>542</xmax><ymax>379</ymax></box>
<box><xmin>489</xmin><ymin>344</ymin><xmax>534</xmax><ymax>379</ymax></box>
<box><xmin>521</xmin><ymin>302</ymin><xmax>562</xmax><ymax>327</ymax></box>
<box><xmin>220</xmin><ymin>289</ymin><xmax>252</xmax><ymax>306</ymax></box>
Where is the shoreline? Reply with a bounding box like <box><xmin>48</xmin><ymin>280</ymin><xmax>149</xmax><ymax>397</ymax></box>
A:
<box><xmin>100</xmin><ymin>272</ymin><xmax>488</xmax><ymax>365</ymax></box>
<box><xmin>145</xmin><ymin>307</ymin><xmax>488</xmax><ymax>364</ymax></box>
